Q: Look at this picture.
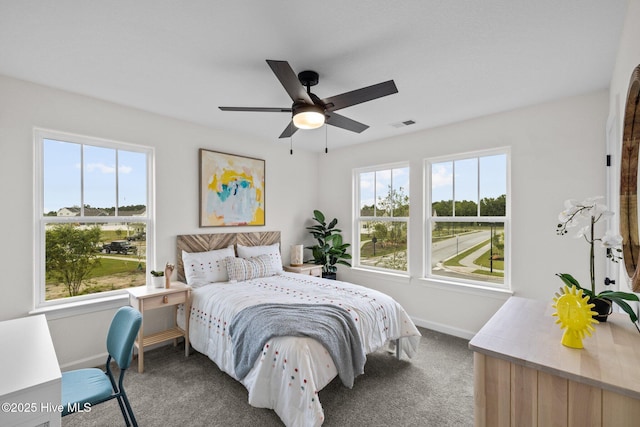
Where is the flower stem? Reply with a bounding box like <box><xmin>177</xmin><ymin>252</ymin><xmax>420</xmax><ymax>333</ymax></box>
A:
<box><xmin>590</xmin><ymin>215</ymin><xmax>595</xmax><ymax>295</ymax></box>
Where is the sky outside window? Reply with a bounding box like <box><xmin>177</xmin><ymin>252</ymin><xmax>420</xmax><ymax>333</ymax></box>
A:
<box><xmin>43</xmin><ymin>139</ymin><xmax>147</xmax><ymax>214</ymax></box>
<box><xmin>359</xmin><ymin>167</ymin><xmax>409</xmax><ymax>217</ymax></box>
<box><xmin>431</xmin><ymin>155</ymin><xmax>506</xmax><ymax>216</ymax></box>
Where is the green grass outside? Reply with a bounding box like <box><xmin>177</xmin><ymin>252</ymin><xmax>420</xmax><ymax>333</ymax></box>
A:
<box><xmin>360</xmin><ymin>239</ymin><xmax>406</xmax><ymax>258</ymax></box>
<box><xmin>473</xmin><ymin>247</ymin><xmax>504</xmax><ymax>271</ymax></box>
<box><xmin>89</xmin><ymin>257</ymin><xmax>145</xmax><ymax>277</ymax></box>
<box><xmin>443</xmin><ymin>240</ymin><xmax>504</xmax><ymax>280</ymax></box>
<box><xmin>46</xmin><ymin>256</ymin><xmax>147</xmax><ymax>300</ymax></box>
<box><xmin>443</xmin><ymin>240</ymin><xmax>490</xmax><ymax>267</ymax></box>
<box><xmin>473</xmin><ymin>269</ymin><xmax>504</xmax><ymax>277</ymax></box>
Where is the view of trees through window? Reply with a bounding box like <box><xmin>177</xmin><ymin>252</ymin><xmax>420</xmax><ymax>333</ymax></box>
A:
<box><xmin>38</xmin><ymin>133</ymin><xmax>150</xmax><ymax>303</ymax></box>
<box><xmin>44</xmin><ymin>221</ymin><xmax>147</xmax><ymax>300</ymax></box>
<box><xmin>357</xmin><ymin>166</ymin><xmax>409</xmax><ymax>272</ymax></box>
<box><xmin>429</xmin><ymin>152</ymin><xmax>508</xmax><ymax>286</ymax></box>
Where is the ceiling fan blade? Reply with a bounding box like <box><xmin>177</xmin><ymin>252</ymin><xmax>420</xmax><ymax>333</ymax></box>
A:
<box><xmin>219</xmin><ymin>106</ymin><xmax>292</xmax><ymax>112</ymax></box>
<box><xmin>326</xmin><ymin>112</ymin><xmax>369</xmax><ymax>133</ymax></box>
<box><xmin>279</xmin><ymin>121</ymin><xmax>299</xmax><ymax>139</ymax></box>
<box><xmin>266</xmin><ymin>60</ymin><xmax>313</xmax><ymax>104</ymax></box>
<box><xmin>321</xmin><ymin>80</ymin><xmax>398</xmax><ymax>112</ymax></box>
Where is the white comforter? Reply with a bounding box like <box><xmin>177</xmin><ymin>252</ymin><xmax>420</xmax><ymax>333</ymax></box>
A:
<box><xmin>177</xmin><ymin>272</ymin><xmax>421</xmax><ymax>427</ymax></box>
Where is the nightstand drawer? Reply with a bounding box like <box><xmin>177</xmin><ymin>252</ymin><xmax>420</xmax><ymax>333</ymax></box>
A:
<box><xmin>141</xmin><ymin>291</ymin><xmax>187</xmax><ymax>310</ymax></box>
<box><xmin>284</xmin><ymin>264</ymin><xmax>322</xmax><ymax>277</ymax></box>
<box><xmin>307</xmin><ymin>266</ymin><xmax>322</xmax><ymax>277</ymax></box>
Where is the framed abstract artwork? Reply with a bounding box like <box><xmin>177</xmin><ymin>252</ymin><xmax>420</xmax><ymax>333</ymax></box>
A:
<box><xmin>199</xmin><ymin>149</ymin><xmax>265</xmax><ymax>227</ymax></box>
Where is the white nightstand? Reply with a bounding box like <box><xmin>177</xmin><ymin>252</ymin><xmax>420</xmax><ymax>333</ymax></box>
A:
<box><xmin>283</xmin><ymin>263</ymin><xmax>322</xmax><ymax>277</ymax></box>
<box><xmin>127</xmin><ymin>282</ymin><xmax>191</xmax><ymax>373</ymax></box>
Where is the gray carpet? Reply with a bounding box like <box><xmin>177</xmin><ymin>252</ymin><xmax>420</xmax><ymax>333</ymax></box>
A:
<box><xmin>62</xmin><ymin>327</ymin><xmax>473</xmax><ymax>427</ymax></box>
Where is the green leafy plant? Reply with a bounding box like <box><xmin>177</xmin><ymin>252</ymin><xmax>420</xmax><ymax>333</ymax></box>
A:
<box><xmin>556</xmin><ymin>197</ymin><xmax>639</xmax><ymax>323</ymax></box>
<box><xmin>306</xmin><ymin>210</ymin><xmax>352</xmax><ymax>276</ymax></box>
<box><xmin>45</xmin><ymin>224</ymin><xmax>102</xmax><ymax>297</ymax></box>
<box><xmin>150</xmin><ymin>270</ymin><xmax>164</xmax><ymax>277</ymax></box>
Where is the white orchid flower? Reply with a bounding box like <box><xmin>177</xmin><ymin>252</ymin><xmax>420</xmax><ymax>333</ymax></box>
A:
<box><xmin>589</xmin><ymin>202</ymin><xmax>611</xmax><ymax>218</ymax></box>
<box><xmin>560</xmin><ymin>199</ymin><xmax>579</xmax><ymax>219</ymax></box>
<box><xmin>574</xmin><ymin>225</ymin><xmax>590</xmax><ymax>239</ymax></box>
<box><xmin>558</xmin><ymin>210</ymin><xmax>574</xmax><ymax>224</ymax></box>
<box><xmin>557</xmin><ymin>196</ymin><xmax>624</xmax><ymax>297</ymax></box>
<box><xmin>582</xmin><ymin>196</ymin><xmax>604</xmax><ymax>204</ymax></box>
<box><xmin>601</xmin><ymin>230</ymin><xmax>623</xmax><ymax>248</ymax></box>
<box><xmin>564</xmin><ymin>198</ymin><xmax>579</xmax><ymax>209</ymax></box>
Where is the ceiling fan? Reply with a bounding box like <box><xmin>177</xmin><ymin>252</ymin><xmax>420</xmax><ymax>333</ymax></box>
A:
<box><xmin>219</xmin><ymin>60</ymin><xmax>398</xmax><ymax>139</ymax></box>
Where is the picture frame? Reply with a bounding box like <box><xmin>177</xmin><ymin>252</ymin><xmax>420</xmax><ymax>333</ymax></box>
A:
<box><xmin>199</xmin><ymin>149</ymin><xmax>265</xmax><ymax>227</ymax></box>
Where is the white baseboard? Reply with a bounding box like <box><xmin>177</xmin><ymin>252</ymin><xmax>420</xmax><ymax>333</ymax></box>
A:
<box><xmin>59</xmin><ymin>352</ymin><xmax>109</xmax><ymax>371</ymax></box>
<box><xmin>411</xmin><ymin>316</ymin><xmax>476</xmax><ymax>340</ymax></box>
<box><xmin>59</xmin><ymin>341</ymin><xmax>178</xmax><ymax>371</ymax></box>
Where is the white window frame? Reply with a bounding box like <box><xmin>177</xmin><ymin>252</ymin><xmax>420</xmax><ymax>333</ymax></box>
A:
<box><xmin>353</xmin><ymin>161</ymin><xmax>410</xmax><ymax>275</ymax></box>
<box><xmin>33</xmin><ymin>128</ymin><xmax>155</xmax><ymax>311</ymax></box>
<box><xmin>425</xmin><ymin>147</ymin><xmax>511</xmax><ymax>290</ymax></box>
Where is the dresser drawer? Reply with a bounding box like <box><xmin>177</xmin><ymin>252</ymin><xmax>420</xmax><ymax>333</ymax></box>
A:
<box><xmin>138</xmin><ymin>291</ymin><xmax>187</xmax><ymax>310</ymax></box>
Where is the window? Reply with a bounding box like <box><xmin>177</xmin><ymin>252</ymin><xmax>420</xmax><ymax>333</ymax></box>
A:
<box><xmin>35</xmin><ymin>129</ymin><xmax>154</xmax><ymax>307</ymax></box>
<box><xmin>354</xmin><ymin>163</ymin><xmax>409</xmax><ymax>273</ymax></box>
<box><xmin>426</xmin><ymin>149</ymin><xmax>509</xmax><ymax>288</ymax></box>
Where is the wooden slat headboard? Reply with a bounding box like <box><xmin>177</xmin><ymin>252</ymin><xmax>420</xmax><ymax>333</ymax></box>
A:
<box><xmin>176</xmin><ymin>231</ymin><xmax>281</xmax><ymax>282</ymax></box>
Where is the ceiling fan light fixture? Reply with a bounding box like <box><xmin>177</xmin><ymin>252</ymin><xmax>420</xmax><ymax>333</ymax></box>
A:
<box><xmin>292</xmin><ymin>103</ymin><xmax>325</xmax><ymax>129</ymax></box>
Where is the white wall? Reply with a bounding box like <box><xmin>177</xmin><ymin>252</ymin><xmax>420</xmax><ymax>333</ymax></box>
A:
<box><xmin>317</xmin><ymin>90</ymin><xmax>609</xmax><ymax>338</ymax></box>
<box><xmin>0</xmin><ymin>75</ymin><xmax>318</xmax><ymax>367</ymax></box>
<box><xmin>3</xmin><ymin>0</ymin><xmax>637</xmax><ymax>364</ymax></box>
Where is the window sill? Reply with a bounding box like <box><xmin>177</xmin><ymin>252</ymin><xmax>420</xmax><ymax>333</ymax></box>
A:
<box><xmin>416</xmin><ymin>276</ymin><xmax>513</xmax><ymax>300</ymax></box>
<box><xmin>350</xmin><ymin>267</ymin><xmax>411</xmax><ymax>284</ymax></box>
<box><xmin>30</xmin><ymin>293</ymin><xmax>130</xmax><ymax>320</ymax></box>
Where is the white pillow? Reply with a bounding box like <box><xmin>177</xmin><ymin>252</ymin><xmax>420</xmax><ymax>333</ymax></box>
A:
<box><xmin>225</xmin><ymin>254</ymin><xmax>277</xmax><ymax>282</ymax></box>
<box><xmin>182</xmin><ymin>245</ymin><xmax>235</xmax><ymax>287</ymax></box>
<box><xmin>236</xmin><ymin>243</ymin><xmax>283</xmax><ymax>272</ymax></box>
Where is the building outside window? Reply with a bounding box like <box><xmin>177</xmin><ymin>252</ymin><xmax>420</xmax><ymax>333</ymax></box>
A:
<box><xmin>426</xmin><ymin>149</ymin><xmax>509</xmax><ymax>288</ymax></box>
<box><xmin>34</xmin><ymin>129</ymin><xmax>153</xmax><ymax>307</ymax></box>
<box><xmin>354</xmin><ymin>163</ymin><xmax>409</xmax><ymax>273</ymax></box>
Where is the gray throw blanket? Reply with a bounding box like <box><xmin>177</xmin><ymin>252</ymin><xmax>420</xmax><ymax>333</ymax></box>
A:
<box><xmin>229</xmin><ymin>303</ymin><xmax>366</xmax><ymax>388</ymax></box>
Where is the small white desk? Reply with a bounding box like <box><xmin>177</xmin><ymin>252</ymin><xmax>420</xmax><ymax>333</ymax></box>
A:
<box><xmin>0</xmin><ymin>315</ymin><xmax>62</xmax><ymax>427</ymax></box>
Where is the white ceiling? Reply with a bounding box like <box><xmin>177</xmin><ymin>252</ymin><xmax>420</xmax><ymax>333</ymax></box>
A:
<box><xmin>0</xmin><ymin>1</ymin><xmax>628</xmax><ymax>151</ymax></box>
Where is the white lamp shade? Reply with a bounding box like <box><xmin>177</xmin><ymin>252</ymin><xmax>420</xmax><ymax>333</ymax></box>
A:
<box><xmin>290</xmin><ymin>245</ymin><xmax>304</xmax><ymax>266</ymax></box>
<box><xmin>292</xmin><ymin>103</ymin><xmax>325</xmax><ymax>129</ymax></box>
<box><xmin>293</xmin><ymin>111</ymin><xmax>325</xmax><ymax>129</ymax></box>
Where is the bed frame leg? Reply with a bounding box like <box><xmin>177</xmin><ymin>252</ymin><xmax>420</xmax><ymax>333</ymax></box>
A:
<box><xmin>395</xmin><ymin>338</ymin><xmax>401</xmax><ymax>359</ymax></box>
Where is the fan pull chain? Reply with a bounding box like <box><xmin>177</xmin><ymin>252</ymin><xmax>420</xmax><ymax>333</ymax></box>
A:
<box><xmin>290</xmin><ymin>123</ymin><xmax>294</xmax><ymax>155</ymax></box>
<box><xmin>325</xmin><ymin>124</ymin><xmax>328</xmax><ymax>154</ymax></box>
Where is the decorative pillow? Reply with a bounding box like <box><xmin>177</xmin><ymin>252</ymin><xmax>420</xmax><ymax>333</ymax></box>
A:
<box><xmin>225</xmin><ymin>254</ymin><xmax>277</xmax><ymax>282</ymax></box>
<box><xmin>236</xmin><ymin>243</ymin><xmax>283</xmax><ymax>272</ymax></box>
<box><xmin>182</xmin><ymin>245</ymin><xmax>235</xmax><ymax>287</ymax></box>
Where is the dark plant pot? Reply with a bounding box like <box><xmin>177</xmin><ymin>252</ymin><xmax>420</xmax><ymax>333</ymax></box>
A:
<box><xmin>322</xmin><ymin>272</ymin><xmax>337</xmax><ymax>280</ymax></box>
<box><xmin>591</xmin><ymin>298</ymin><xmax>612</xmax><ymax>322</ymax></box>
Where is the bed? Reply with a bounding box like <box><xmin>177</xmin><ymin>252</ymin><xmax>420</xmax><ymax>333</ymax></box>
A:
<box><xmin>175</xmin><ymin>232</ymin><xmax>421</xmax><ymax>427</ymax></box>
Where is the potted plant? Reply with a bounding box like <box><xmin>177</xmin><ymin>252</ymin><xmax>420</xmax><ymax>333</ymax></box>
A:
<box><xmin>306</xmin><ymin>210</ymin><xmax>352</xmax><ymax>279</ymax></box>
<box><xmin>150</xmin><ymin>270</ymin><xmax>164</xmax><ymax>288</ymax></box>
<box><xmin>556</xmin><ymin>197</ymin><xmax>639</xmax><ymax>323</ymax></box>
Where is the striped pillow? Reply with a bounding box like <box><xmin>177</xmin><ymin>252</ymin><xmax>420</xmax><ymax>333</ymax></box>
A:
<box><xmin>225</xmin><ymin>254</ymin><xmax>277</xmax><ymax>282</ymax></box>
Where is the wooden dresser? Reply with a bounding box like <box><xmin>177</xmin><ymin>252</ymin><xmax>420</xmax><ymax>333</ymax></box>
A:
<box><xmin>469</xmin><ymin>296</ymin><xmax>640</xmax><ymax>427</ymax></box>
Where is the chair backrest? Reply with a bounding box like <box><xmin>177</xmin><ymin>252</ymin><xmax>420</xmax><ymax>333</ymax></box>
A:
<box><xmin>106</xmin><ymin>306</ymin><xmax>142</xmax><ymax>370</ymax></box>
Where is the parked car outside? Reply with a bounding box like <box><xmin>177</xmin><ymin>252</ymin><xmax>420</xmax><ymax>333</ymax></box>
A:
<box><xmin>102</xmin><ymin>240</ymin><xmax>137</xmax><ymax>254</ymax></box>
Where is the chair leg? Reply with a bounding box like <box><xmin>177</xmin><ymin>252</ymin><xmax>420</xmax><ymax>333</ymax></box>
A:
<box><xmin>116</xmin><ymin>395</ymin><xmax>131</xmax><ymax>427</ymax></box>
<box><xmin>121</xmin><ymin>391</ymin><xmax>138</xmax><ymax>427</ymax></box>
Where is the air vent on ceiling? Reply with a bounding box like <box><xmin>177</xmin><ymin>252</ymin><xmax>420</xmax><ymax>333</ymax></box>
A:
<box><xmin>391</xmin><ymin>120</ymin><xmax>416</xmax><ymax>128</ymax></box>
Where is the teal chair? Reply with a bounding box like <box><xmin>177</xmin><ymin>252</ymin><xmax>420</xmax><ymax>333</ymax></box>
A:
<box><xmin>62</xmin><ymin>306</ymin><xmax>142</xmax><ymax>426</ymax></box>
